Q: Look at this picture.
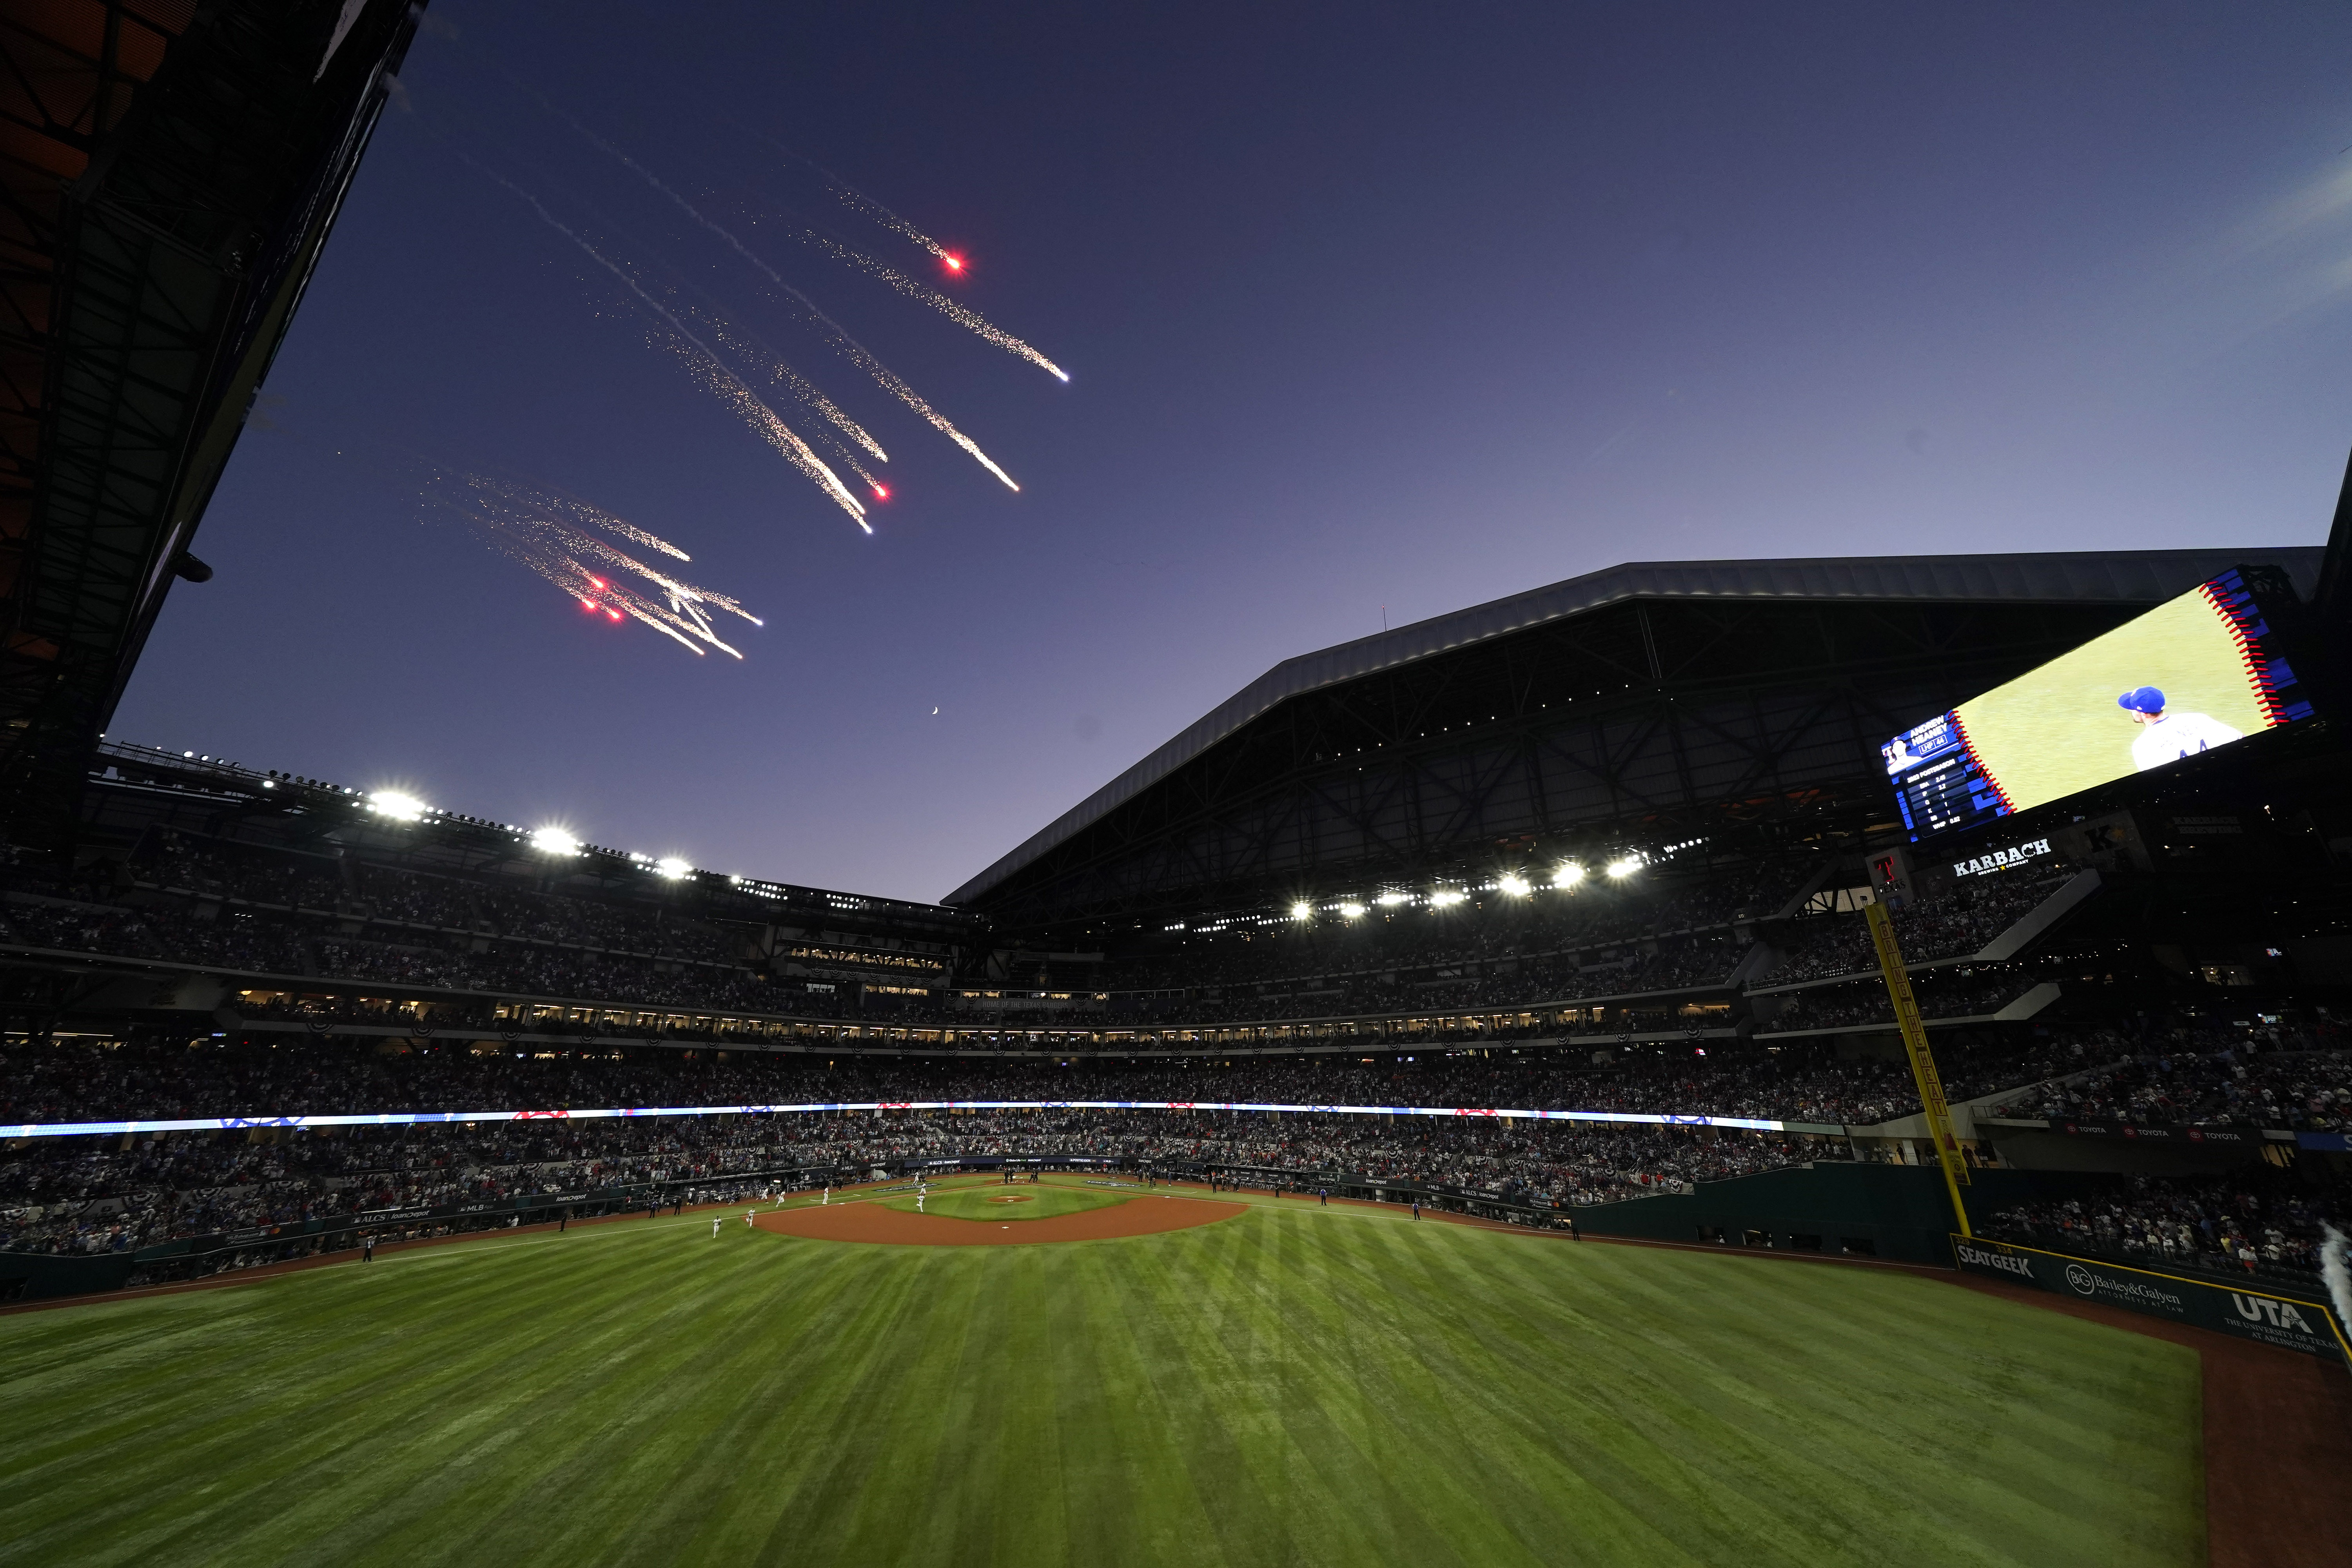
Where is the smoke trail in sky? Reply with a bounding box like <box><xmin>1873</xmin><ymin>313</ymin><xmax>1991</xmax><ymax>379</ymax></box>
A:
<box><xmin>421</xmin><ymin>471</ymin><xmax>762</xmax><ymax>658</ymax></box>
<box><xmin>800</xmin><ymin>230</ymin><xmax>1069</xmax><ymax>383</ymax></box>
<box><xmin>547</xmin><ymin>119</ymin><xmax>1024</xmax><ymax>491</ymax></box>
<box><xmin>2324</xmin><ymin>1225</ymin><xmax>2352</xmax><ymax>1344</ymax></box>
<box><xmin>460</xmin><ymin>154</ymin><xmax>871</xmax><ymax>531</ymax></box>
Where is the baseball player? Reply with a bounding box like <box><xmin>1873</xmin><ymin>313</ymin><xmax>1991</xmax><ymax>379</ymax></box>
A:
<box><xmin>2119</xmin><ymin>686</ymin><xmax>2241</xmax><ymax>771</ymax></box>
<box><xmin>711</xmin><ymin>1215</ymin><xmax>721</xmax><ymax>1238</ymax></box>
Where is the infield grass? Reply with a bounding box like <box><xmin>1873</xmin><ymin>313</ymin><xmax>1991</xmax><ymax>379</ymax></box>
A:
<box><xmin>0</xmin><ymin>1178</ymin><xmax>2201</xmax><ymax>1568</ymax></box>
<box><xmin>879</xmin><ymin>1179</ymin><xmax>1136</xmax><ymax>1221</ymax></box>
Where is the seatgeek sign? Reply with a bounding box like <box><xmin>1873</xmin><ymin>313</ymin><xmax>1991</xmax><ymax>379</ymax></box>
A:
<box><xmin>1953</xmin><ymin>1235</ymin><xmax>2349</xmax><ymax>1363</ymax></box>
<box><xmin>2</xmin><ymin>1100</ymin><xmax>1795</xmax><ymax>1140</ymax></box>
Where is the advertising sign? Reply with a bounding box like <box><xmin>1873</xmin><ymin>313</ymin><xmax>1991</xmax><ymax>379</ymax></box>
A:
<box><xmin>1951</xmin><ymin>1234</ymin><xmax>2348</xmax><ymax>1363</ymax></box>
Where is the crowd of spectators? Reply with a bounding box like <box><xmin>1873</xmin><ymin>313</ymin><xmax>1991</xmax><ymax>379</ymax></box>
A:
<box><xmin>1759</xmin><ymin>970</ymin><xmax>2036</xmax><ymax>1034</ymax></box>
<box><xmin>0</xmin><ymin>828</ymin><xmax>771</xmax><ymax>1013</ymax></box>
<box><xmin>1979</xmin><ymin>1171</ymin><xmax>2348</xmax><ymax>1283</ymax></box>
<box><xmin>1984</xmin><ymin>1018</ymin><xmax>2352</xmax><ymax>1130</ymax></box>
<box><xmin>140</xmin><ymin>833</ymin><xmax>744</xmax><ymax>965</ymax></box>
<box><xmin>0</xmin><ymin>837</ymin><xmax>2111</xmax><ymax>1048</ymax></box>
<box><xmin>1767</xmin><ymin>872</ymin><xmax>2064</xmax><ymax>984</ymax></box>
<box><xmin>0</xmin><ymin>1097</ymin><xmax>1843</xmax><ymax>1256</ymax></box>
<box><xmin>0</xmin><ymin>1029</ymin><xmax>2113</xmax><ymax>1132</ymax></box>
<box><xmin>0</xmin><ymin>1023</ymin><xmax>2141</xmax><ymax>1263</ymax></box>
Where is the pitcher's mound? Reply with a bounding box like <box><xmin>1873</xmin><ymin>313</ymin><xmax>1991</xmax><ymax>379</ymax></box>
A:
<box><xmin>757</xmin><ymin>1195</ymin><xmax>1244</xmax><ymax>1247</ymax></box>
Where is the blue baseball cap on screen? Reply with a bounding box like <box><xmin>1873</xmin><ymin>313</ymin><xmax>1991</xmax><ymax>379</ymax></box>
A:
<box><xmin>2118</xmin><ymin>686</ymin><xmax>2165</xmax><ymax>714</ymax></box>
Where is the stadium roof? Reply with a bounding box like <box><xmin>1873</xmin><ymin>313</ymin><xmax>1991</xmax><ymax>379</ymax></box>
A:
<box><xmin>0</xmin><ymin>0</ymin><xmax>421</xmax><ymax>854</ymax></box>
<box><xmin>946</xmin><ymin>546</ymin><xmax>2325</xmax><ymax>907</ymax></box>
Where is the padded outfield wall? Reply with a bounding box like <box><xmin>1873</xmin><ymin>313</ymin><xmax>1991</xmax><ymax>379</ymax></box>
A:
<box><xmin>1568</xmin><ymin>1161</ymin><xmax>2051</xmax><ymax>1266</ymax></box>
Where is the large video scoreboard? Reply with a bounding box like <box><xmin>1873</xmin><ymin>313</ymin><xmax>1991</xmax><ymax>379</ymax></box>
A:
<box><xmin>1882</xmin><ymin>568</ymin><xmax>2312</xmax><ymax>840</ymax></box>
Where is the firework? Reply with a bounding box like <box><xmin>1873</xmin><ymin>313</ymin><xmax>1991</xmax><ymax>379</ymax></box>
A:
<box><xmin>792</xmin><ymin>151</ymin><xmax>964</xmax><ymax>271</ymax></box>
<box><xmin>802</xmin><ymin>231</ymin><xmax>1069</xmax><ymax>383</ymax></box>
<box><xmin>422</xmin><ymin>472</ymin><xmax>763</xmax><ymax>658</ymax></box>
<box><xmin>686</xmin><ymin>299</ymin><xmax>887</xmax><ymax>462</ymax></box>
<box><xmin>548</xmin><ymin>121</ymin><xmax>1026</xmax><ymax>492</ymax></box>
<box><xmin>462</xmin><ymin>155</ymin><xmax>870</xmax><ymax>531</ymax></box>
<box><xmin>755</xmin><ymin>280</ymin><xmax>1024</xmax><ymax>492</ymax></box>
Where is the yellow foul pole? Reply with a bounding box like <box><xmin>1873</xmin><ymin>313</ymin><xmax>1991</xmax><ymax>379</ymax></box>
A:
<box><xmin>1863</xmin><ymin>898</ymin><xmax>1971</xmax><ymax>1237</ymax></box>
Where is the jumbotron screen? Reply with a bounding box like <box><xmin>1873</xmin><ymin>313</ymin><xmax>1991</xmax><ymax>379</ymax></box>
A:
<box><xmin>1882</xmin><ymin>567</ymin><xmax>2312</xmax><ymax>840</ymax></box>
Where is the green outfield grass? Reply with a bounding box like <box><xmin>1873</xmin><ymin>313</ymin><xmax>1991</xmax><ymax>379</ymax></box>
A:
<box><xmin>878</xmin><ymin>1179</ymin><xmax>1137</xmax><ymax>1221</ymax></box>
<box><xmin>0</xmin><ymin>1179</ymin><xmax>2201</xmax><ymax>1568</ymax></box>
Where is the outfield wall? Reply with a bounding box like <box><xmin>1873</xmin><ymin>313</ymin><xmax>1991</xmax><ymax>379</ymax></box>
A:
<box><xmin>1567</xmin><ymin>1162</ymin><xmax>2051</xmax><ymax>1266</ymax></box>
<box><xmin>0</xmin><ymin>1161</ymin><xmax>847</xmax><ymax>1303</ymax></box>
<box><xmin>1952</xmin><ymin>1234</ymin><xmax>2352</xmax><ymax>1364</ymax></box>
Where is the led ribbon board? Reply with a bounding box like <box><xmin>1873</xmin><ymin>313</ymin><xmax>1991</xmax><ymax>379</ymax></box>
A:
<box><xmin>1882</xmin><ymin>568</ymin><xmax>2312</xmax><ymax>841</ymax></box>
<box><xmin>2</xmin><ymin>1100</ymin><xmax>1790</xmax><ymax>1139</ymax></box>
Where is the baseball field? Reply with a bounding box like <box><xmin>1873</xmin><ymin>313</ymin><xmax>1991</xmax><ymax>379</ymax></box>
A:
<box><xmin>0</xmin><ymin>1176</ymin><xmax>2202</xmax><ymax>1567</ymax></box>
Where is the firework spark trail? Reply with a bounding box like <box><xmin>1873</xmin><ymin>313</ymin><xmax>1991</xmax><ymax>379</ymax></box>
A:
<box><xmin>826</xmin><ymin>178</ymin><xmax>953</xmax><ymax>263</ymax></box>
<box><xmin>788</xmin><ymin>150</ymin><xmax>959</xmax><ymax>267</ymax></box>
<box><xmin>550</xmin><ymin>121</ymin><xmax>1024</xmax><ymax>492</ymax></box>
<box><xmin>802</xmin><ymin>230</ymin><xmax>1069</xmax><ymax>383</ymax></box>
<box><xmin>831</xmin><ymin>446</ymin><xmax>886</xmax><ymax>496</ymax></box>
<box><xmin>472</xmin><ymin>478</ymin><xmax>692</xmax><ymax>560</ymax></box>
<box><xmin>422</xmin><ymin>472</ymin><xmax>762</xmax><ymax>658</ymax></box>
<box><xmin>790</xmin><ymin>306</ymin><xmax>1022</xmax><ymax>492</ymax></box>
<box><xmin>682</xmin><ymin>301</ymin><xmax>887</xmax><ymax>462</ymax></box>
<box><xmin>459</xmin><ymin>154</ymin><xmax>870</xmax><ymax>530</ymax></box>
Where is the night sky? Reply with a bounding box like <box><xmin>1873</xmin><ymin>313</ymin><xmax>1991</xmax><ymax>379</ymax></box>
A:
<box><xmin>109</xmin><ymin>2</ymin><xmax>2352</xmax><ymax>903</ymax></box>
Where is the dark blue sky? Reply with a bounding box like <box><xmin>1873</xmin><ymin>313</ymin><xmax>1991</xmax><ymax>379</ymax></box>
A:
<box><xmin>111</xmin><ymin>1</ymin><xmax>2352</xmax><ymax>902</ymax></box>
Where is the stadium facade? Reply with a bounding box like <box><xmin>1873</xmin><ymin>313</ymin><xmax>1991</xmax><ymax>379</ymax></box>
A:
<box><xmin>949</xmin><ymin>546</ymin><xmax>2330</xmax><ymax>938</ymax></box>
<box><xmin>0</xmin><ymin>3</ymin><xmax>2347</xmax><ymax>1301</ymax></box>
<box><xmin>2</xmin><ymin>538</ymin><xmax>2342</xmax><ymax>1083</ymax></box>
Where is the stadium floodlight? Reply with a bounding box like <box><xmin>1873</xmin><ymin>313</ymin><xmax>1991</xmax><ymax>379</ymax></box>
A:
<box><xmin>1606</xmin><ymin>856</ymin><xmax>1640</xmax><ymax>878</ymax></box>
<box><xmin>368</xmin><ymin>790</ymin><xmax>428</xmax><ymax>823</ymax></box>
<box><xmin>1552</xmin><ymin>862</ymin><xmax>1584</xmax><ymax>887</ymax></box>
<box><xmin>655</xmin><ymin>857</ymin><xmax>692</xmax><ymax>880</ymax></box>
<box><xmin>530</xmin><ymin>826</ymin><xmax>583</xmax><ymax>856</ymax></box>
<box><xmin>1375</xmin><ymin>891</ymin><xmax>1411</xmax><ymax>907</ymax></box>
<box><xmin>1497</xmin><ymin>874</ymin><xmax>1530</xmax><ymax>897</ymax></box>
<box><xmin>1339</xmin><ymin>902</ymin><xmax>1366</xmax><ymax>919</ymax></box>
<box><xmin>1290</xmin><ymin>901</ymin><xmax>1314</xmax><ymax>920</ymax></box>
<box><xmin>1429</xmin><ymin>889</ymin><xmax>1466</xmax><ymax>907</ymax></box>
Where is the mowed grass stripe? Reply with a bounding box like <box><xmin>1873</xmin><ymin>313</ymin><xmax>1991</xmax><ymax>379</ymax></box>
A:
<box><xmin>0</xmin><ymin>1193</ymin><xmax>2201</xmax><ymax>1568</ymax></box>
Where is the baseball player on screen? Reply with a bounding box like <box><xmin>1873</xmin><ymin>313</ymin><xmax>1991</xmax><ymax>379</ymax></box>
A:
<box><xmin>2118</xmin><ymin>686</ymin><xmax>2241</xmax><ymax>770</ymax></box>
